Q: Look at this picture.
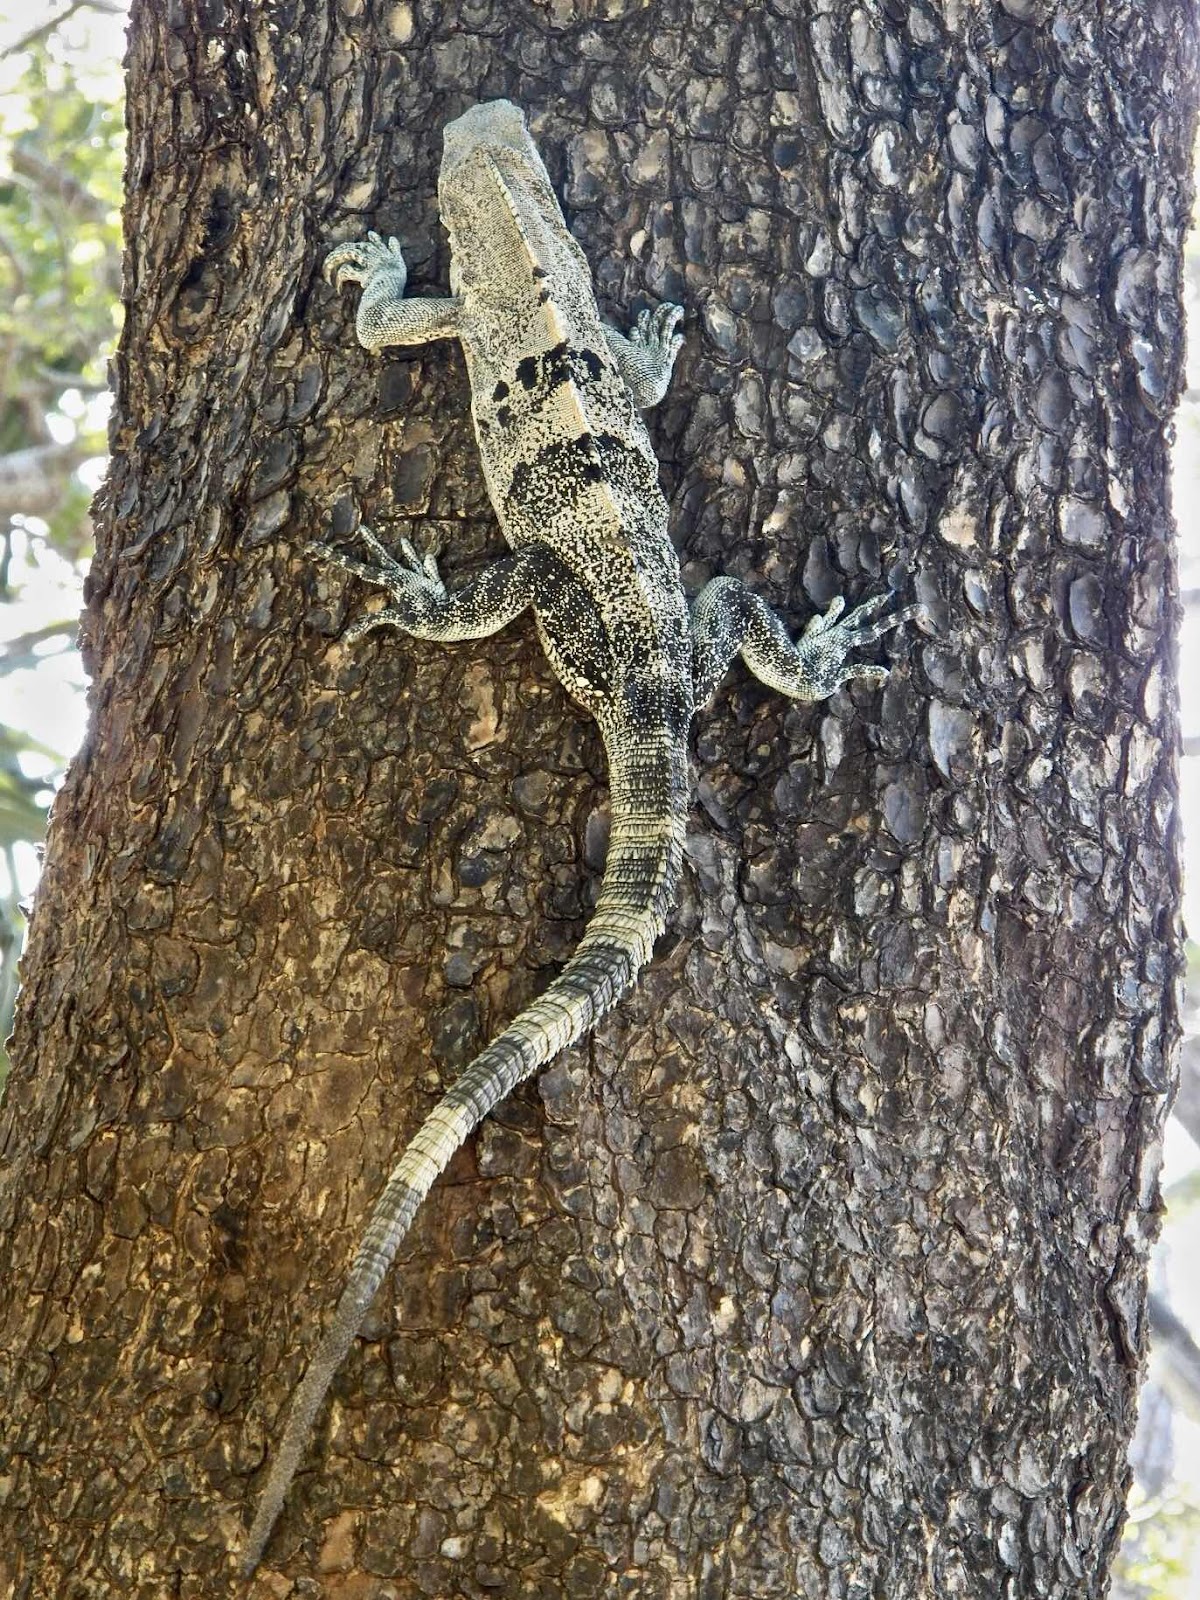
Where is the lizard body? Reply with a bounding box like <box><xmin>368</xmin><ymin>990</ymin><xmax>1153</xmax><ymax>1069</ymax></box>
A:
<box><xmin>242</xmin><ymin>99</ymin><xmax>914</xmax><ymax>1576</ymax></box>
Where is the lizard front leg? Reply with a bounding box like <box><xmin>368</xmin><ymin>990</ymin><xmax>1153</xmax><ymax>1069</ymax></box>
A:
<box><xmin>325</xmin><ymin>232</ymin><xmax>462</xmax><ymax>353</ymax></box>
<box><xmin>311</xmin><ymin>525</ymin><xmax>546</xmax><ymax>643</ymax></box>
<box><xmin>692</xmin><ymin>576</ymin><xmax>918</xmax><ymax>706</ymax></box>
<box><xmin>602</xmin><ymin>303</ymin><xmax>685</xmax><ymax>409</ymax></box>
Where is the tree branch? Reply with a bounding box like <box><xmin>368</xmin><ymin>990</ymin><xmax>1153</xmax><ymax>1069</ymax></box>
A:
<box><xmin>1147</xmin><ymin>1291</ymin><xmax>1200</xmax><ymax>1427</ymax></box>
<box><xmin>0</xmin><ymin>230</ymin><xmax>26</xmax><ymax>297</ymax></box>
<box><xmin>34</xmin><ymin>364</ymin><xmax>110</xmax><ymax>394</ymax></box>
<box><xmin>9</xmin><ymin>148</ymin><xmax>115</xmax><ymax>227</ymax></box>
<box><xmin>0</xmin><ymin>620</ymin><xmax>78</xmax><ymax>672</ymax></box>
<box><xmin>0</xmin><ymin>442</ymin><xmax>82</xmax><ymax>520</ymax></box>
<box><xmin>1</xmin><ymin>0</ymin><xmax>122</xmax><ymax>59</ymax></box>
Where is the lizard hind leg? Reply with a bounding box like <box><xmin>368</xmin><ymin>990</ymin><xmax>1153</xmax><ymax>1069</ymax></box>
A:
<box><xmin>691</xmin><ymin>575</ymin><xmax>918</xmax><ymax>706</ymax></box>
<box><xmin>307</xmin><ymin>526</ymin><xmax>445</xmax><ymax>642</ymax></box>
<box><xmin>310</xmin><ymin>527</ymin><xmax>547</xmax><ymax>646</ymax></box>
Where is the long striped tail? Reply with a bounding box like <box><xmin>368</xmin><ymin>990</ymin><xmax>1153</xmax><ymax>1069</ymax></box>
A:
<box><xmin>241</xmin><ymin>733</ymin><xmax>687</xmax><ymax>1575</ymax></box>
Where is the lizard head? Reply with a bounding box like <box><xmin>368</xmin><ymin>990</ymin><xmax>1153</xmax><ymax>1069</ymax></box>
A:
<box><xmin>441</xmin><ymin>100</ymin><xmax>533</xmax><ymax>168</ymax></box>
<box><xmin>437</xmin><ymin>100</ymin><xmax>585</xmax><ymax>305</ymax></box>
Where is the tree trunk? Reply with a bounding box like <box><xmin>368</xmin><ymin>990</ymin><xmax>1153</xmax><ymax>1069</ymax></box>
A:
<box><xmin>0</xmin><ymin>3</ymin><xmax>1192</xmax><ymax>1596</ymax></box>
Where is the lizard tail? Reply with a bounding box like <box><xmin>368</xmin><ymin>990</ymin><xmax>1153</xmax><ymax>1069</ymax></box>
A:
<box><xmin>241</xmin><ymin>732</ymin><xmax>687</xmax><ymax>1575</ymax></box>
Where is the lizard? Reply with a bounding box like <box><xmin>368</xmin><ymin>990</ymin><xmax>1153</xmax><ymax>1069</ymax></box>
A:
<box><xmin>241</xmin><ymin>98</ymin><xmax>916</xmax><ymax>1576</ymax></box>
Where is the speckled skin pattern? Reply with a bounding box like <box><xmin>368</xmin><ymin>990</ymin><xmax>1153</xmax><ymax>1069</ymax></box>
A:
<box><xmin>242</xmin><ymin>100</ymin><xmax>913</xmax><ymax>1575</ymax></box>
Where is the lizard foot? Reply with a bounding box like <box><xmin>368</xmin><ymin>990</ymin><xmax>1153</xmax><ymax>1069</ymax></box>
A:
<box><xmin>629</xmin><ymin>302</ymin><xmax>685</xmax><ymax>366</ymax></box>
<box><xmin>794</xmin><ymin>592</ymin><xmax>921</xmax><ymax>698</ymax></box>
<box><xmin>603</xmin><ymin>302</ymin><xmax>685</xmax><ymax>409</ymax></box>
<box><xmin>309</xmin><ymin>526</ymin><xmax>447</xmax><ymax>641</ymax></box>
<box><xmin>324</xmin><ymin>231</ymin><xmax>407</xmax><ymax>293</ymax></box>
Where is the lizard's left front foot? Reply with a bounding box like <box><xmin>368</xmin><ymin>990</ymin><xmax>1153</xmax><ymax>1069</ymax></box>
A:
<box><xmin>794</xmin><ymin>592</ymin><xmax>920</xmax><ymax>698</ymax></box>
<box><xmin>309</xmin><ymin>525</ymin><xmax>446</xmax><ymax>640</ymax></box>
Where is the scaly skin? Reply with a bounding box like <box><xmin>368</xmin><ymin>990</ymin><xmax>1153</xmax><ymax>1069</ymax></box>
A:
<box><xmin>241</xmin><ymin>99</ymin><xmax>916</xmax><ymax>1577</ymax></box>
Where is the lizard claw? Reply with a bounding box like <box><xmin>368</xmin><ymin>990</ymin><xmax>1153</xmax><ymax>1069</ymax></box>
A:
<box><xmin>309</xmin><ymin>525</ymin><xmax>447</xmax><ymax>632</ymax></box>
<box><xmin>793</xmin><ymin>591</ymin><xmax>919</xmax><ymax>698</ymax></box>
<box><xmin>324</xmin><ymin>233</ymin><xmax>407</xmax><ymax>292</ymax></box>
<box><xmin>842</xmin><ymin>600</ymin><xmax>923</xmax><ymax>650</ymax></box>
<box><xmin>609</xmin><ymin>300</ymin><xmax>685</xmax><ymax>409</ymax></box>
<box><xmin>408</xmin><ymin>539</ymin><xmax>449</xmax><ymax>594</ymax></box>
<box><xmin>631</xmin><ymin>301</ymin><xmax>685</xmax><ymax>363</ymax></box>
<box><xmin>803</xmin><ymin>595</ymin><xmax>846</xmax><ymax>636</ymax></box>
<box><xmin>652</xmin><ymin>301</ymin><xmax>685</xmax><ymax>357</ymax></box>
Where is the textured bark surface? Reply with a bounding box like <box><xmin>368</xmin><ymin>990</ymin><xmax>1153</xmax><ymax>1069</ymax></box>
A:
<box><xmin>0</xmin><ymin>2</ymin><xmax>1193</xmax><ymax>1597</ymax></box>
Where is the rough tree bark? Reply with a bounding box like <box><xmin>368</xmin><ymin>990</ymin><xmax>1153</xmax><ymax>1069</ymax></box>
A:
<box><xmin>0</xmin><ymin>2</ymin><xmax>1192</xmax><ymax>1597</ymax></box>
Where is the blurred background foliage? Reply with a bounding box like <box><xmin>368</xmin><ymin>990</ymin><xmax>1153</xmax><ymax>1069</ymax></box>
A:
<box><xmin>0</xmin><ymin>4</ymin><xmax>1197</xmax><ymax>1593</ymax></box>
<box><xmin>0</xmin><ymin>0</ymin><xmax>123</xmax><ymax>1063</ymax></box>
